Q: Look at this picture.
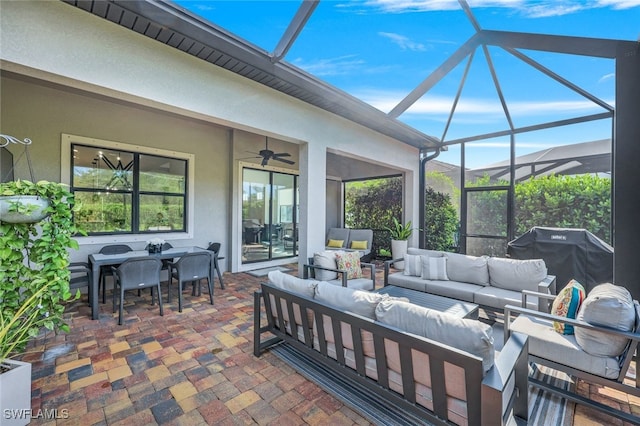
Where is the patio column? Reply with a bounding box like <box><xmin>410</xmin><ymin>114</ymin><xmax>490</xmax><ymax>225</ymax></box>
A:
<box><xmin>613</xmin><ymin>44</ymin><xmax>640</xmax><ymax>301</ymax></box>
<box><xmin>297</xmin><ymin>141</ymin><xmax>326</xmax><ymax>275</ymax></box>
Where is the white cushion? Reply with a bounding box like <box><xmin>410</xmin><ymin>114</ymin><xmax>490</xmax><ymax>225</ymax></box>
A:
<box><xmin>421</xmin><ymin>256</ymin><xmax>449</xmax><ymax>280</ymax></box>
<box><xmin>444</xmin><ymin>252</ymin><xmax>489</xmax><ymax>286</ymax></box>
<box><xmin>267</xmin><ymin>270</ymin><xmax>317</xmax><ymax>298</ymax></box>
<box><xmin>313</xmin><ymin>250</ymin><xmax>341</xmax><ymax>281</ymax></box>
<box><xmin>574</xmin><ymin>283</ymin><xmax>636</xmax><ymax>357</ymax></box>
<box><xmin>487</xmin><ymin>257</ymin><xmax>547</xmax><ymax>292</ymax></box>
<box><xmin>510</xmin><ymin>315</ymin><xmax>621</xmax><ymax>380</ymax></box>
<box><xmin>375</xmin><ymin>299</ymin><xmax>494</xmax><ymax>373</ymax></box>
<box><xmin>315</xmin><ymin>281</ymin><xmax>385</xmax><ymax>319</ymax></box>
<box><xmin>403</xmin><ymin>254</ymin><xmax>423</xmax><ymax>277</ymax></box>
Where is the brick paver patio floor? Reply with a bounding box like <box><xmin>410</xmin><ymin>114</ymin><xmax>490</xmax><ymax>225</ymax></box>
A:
<box><xmin>15</xmin><ymin>265</ymin><xmax>638</xmax><ymax>425</ymax></box>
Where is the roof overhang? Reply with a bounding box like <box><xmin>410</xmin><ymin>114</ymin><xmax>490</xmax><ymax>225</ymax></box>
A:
<box><xmin>61</xmin><ymin>0</ymin><xmax>440</xmax><ymax>150</ymax></box>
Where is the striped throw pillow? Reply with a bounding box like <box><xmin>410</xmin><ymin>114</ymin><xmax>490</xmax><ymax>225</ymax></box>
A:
<box><xmin>421</xmin><ymin>256</ymin><xmax>449</xmax><ymax>281</ymax></box>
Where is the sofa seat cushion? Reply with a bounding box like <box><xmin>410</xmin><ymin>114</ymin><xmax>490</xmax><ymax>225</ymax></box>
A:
<box><xmin>575</xmin><ymin>283</ymin><xmax>637</xmax><ymax>357</ymax></box>
<box><xmin>423</xmin><ymin>280</ymin><xmax>480</xmax><ymax>303</ymax></box>
<box><xmin>387</xmin><ymin>273</ymin><xmax>427</xmax><ymax>292</ymax></box>
<box><xmin>510</xmin><ymin>315</ymin><xmax>621</xmax><ymax>380</ymax></box>
<box><xmin>474</xmin><ymin>287</ymin><xmax>539</xmax><ymax>311</ymax></box>
<box><xmin>444</xmin><ymin>253</ymin><xmax>490</xmax><ymax>286</ymax></box>
<box><xmin>375</xmin><ymin>299</ymin><xmax>494</xmax><ymax>372</ymax></box>
<box><xmin>487</xmin><ymin>257</ymin><xmax>547</xmax><ymax>292</ymax></box>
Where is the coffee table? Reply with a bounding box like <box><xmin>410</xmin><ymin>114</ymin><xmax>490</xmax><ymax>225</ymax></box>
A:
<box><xmin>376</xmin><ymin>285</ymin><xmax>479</xmax><ymax>319</ymax></box>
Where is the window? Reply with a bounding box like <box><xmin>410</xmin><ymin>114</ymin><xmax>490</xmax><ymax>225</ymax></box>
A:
<box><xmin>71</xmin><ymin>143</ymin><xmax>188</xmax><ymax>235</ymax></box>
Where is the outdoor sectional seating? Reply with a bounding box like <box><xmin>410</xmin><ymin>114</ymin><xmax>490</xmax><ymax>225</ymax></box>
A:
<box><xmin>254</xmin><ymin>270</ymin><xmax>530</xmax><ymax>426</ymax></box>
<box><xmin>505</xmin><ymin>284</ymin><xmax>640</xmax><ymax>424</ymax></box>
<box><xmin>384</xmin><ymin>248</ymin><xmax>557</xmax><ymax>314</ymax></box>
<box><xmin>324</xmin><ymin>227</ymin><xmax>374</xmax><ymax>261</ymax></box>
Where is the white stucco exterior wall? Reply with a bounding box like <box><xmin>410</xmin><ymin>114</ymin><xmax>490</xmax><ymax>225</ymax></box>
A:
<box><xmin>0</xmin><ymin>1</ymin><xmax>421</xmax><ymax>269</ymax></box>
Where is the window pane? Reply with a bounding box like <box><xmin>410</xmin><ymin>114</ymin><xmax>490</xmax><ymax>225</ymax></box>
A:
<box><xmin>73</xmin><ymin>145</ymin><xmax>134</xmax><ymax>191</ymax></box>
<box><xmin>74</xmin><ymin>191</ymin><xmax>132</xmax><ymax>233</ymax></box>
<box><xmin>140</xmin><ymin>194</ymin><xmax>185</xmax><ymax>231</ymax></box>
<box><xmin>139</xmin><ymin>154</ymin><xmax>186</xmax><ymax>193</ymax></box>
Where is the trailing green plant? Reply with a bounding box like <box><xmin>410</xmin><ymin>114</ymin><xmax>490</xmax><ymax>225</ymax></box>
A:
<box><xmin>386</xmin><ymin>217</ymin><xmax>415</xmax><ymax>241</ymax></box>
<box><xmin>0</xmin><ymin>180</ymin><xmax>84</xmax><ymax>360</ymax></box>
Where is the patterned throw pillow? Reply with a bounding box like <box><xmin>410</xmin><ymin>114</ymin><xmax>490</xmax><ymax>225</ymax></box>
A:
<box><xmin>327</xmin><ymin>239</ymin><xmax>344</xmax><ymax>248</ymax></box>
<box><xmin>403</xmin><ymin>254</ymin><xmax>422</xmax><ymax>276</ymax></box>
<box><xmin>421</xmin><ymin>256</ymin><xmax>449</xmax><ymax>281</ymax></box>
<box><xmin>551</xmin><ymin>279</ymin><xmax>586</xmax><ymax>334</ymax></box>
<box><xmin>335</xmin><ymin>251</ymin><xmax>363</xmax><ymax>279</ymax></box>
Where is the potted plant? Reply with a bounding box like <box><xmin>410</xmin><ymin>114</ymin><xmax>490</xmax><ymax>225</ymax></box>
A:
<box><xmin>386</xmin><ymin>217</ymin><xmax>415</xmax><ymax>269</ymax></box>
<box><xmin>0</xmin><ymin>179</ymin><xmax>83</xmax><ymax>425</ymax></box>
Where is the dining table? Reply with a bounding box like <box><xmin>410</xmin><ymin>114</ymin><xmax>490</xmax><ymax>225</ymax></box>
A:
<box><xmin>88</xmin><ymin>246</ymin><xmax>213</xmax><ymax>320</ymax></box>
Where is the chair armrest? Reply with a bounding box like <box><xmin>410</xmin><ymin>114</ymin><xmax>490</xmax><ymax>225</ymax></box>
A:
<box><xmin>69</xmin><ymin>262</ymin><xmax>90</xmax><ymax>273</ymax></box>
<box><xmin>504</xmin><ymin>304</ymin><xmax>640</xmax><ymax>344</ymax></box>
<box><xmin>303</xmin><ymin>263</ymin><xmax>346</xmax><ymax>285</ymax></box>
<box><xmin>361</xmin><ymin>262</ymin><xmax>376</xmax><ymax>289</ymax></box>
<box><xmin>538</xmin><ymin>275</ymin><xmax>556</xmax><ymax>295</ymax></box>
<box><xmin>383</xmin><ymin>258</ymin><xmax>404</xmax><ymax>286</ymax></box>
<box><xmin>482</xmin><ymin>331</ymin><xmax>529</xmax><ymax>423</ymax></box>
<box><xmin>521</xmin><ymin>288</ymin><xmax>557</xmax><ymax>314</ymax></box>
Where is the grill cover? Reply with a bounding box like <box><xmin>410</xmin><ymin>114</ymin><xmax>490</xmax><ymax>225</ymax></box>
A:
<box><xmin>507</xmin><ymin>227</ymin><xmax>613</xmax><ymax>293</ymax></box>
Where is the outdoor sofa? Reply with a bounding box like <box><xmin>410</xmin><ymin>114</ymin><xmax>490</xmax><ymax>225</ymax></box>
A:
<box><xmin>254</xmin><ymin>270</ymin><xmax>530</xmax><ymax>426</ymax></box>
<box><xmin>324</xmin><ymin>227</ymin><xmax>374</xmax><ymax>261</ymax></box>
<box><xmin>384</xmin><ymin>248</ymin><xmax>556</xmax><ymax>314</ymax></box>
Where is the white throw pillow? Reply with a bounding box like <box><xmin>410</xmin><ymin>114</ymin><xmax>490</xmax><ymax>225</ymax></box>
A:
<box><xmin>403</xmin><ymin>254</ymin><xmax>423</xmax><ymax>276</ymax></box>
<box><xmin>421</xmin><ymin>256</ymin><xmax>449</xmax><ymax>281</ymax></box>
<box><xmin>313</xmin><ymin>250</ymin><xmax>341</xmax><ymax>281</ymax></box>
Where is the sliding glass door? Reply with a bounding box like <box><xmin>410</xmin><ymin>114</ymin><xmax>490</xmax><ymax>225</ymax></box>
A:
<box><xmin>242</xmin><ymin>168</ymin><xmax>297</xmax><ymax>264</ymax></box>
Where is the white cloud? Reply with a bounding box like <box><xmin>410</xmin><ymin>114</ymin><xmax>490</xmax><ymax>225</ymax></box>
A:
<box><xmin>361</xmin><ymin>0</ymin><xmax>639</xmax><ymax>17</ymax></box>
<box><xmin>598</xmin><ymin>73</ymin><xmax>615</xmax><ymax>83</ymax></box>
<box><xmin>379</xmin><ymin>32</ymin><xmax>427</xmax><ymax>51</ymax></box>
<box><xmin>291</xmin><ymin>55</ymin><xmax>366</xmax><ymax>76</ymax></box>
<box><xmin>355</xmin><ymin>89</ymin><xmax>610</xmax><ymax>117</ymax></box>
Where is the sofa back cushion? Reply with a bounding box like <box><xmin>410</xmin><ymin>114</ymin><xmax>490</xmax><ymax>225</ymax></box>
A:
<box><xmin>444</xmin><ymin>253</ymin><xmax>490</xmax><ymax>286</ymax></box>
<box><xmin>375</xmin><ymin>299</ymin><xmax>494</xmax><ymax>373</ymax></box>
<box><xmin>313</xmin><ymin>250</ymin><xmax>341</xmax><ymax>281</ymax></box>
<box><xmin>267</xmin><ymin>271</ymin><xmax>317</xmax><ymax>330</ymax></box>
<box><xmin>326</xmin><ymin>228</ymin><xmax>350</xmax><ymax>247</ymax></box>
<box><xmin>407</xmin><ymin>248</ymin><xmax>444</xmax><ymax>257</ymax></box>
<box><xmin>575</xmin><ymin>283</ymin><xmax>637</xmax><ymax>357</ymax></box>
<box><xmin>315</xmin><ymin>280</ymin><xmax>385</xmax><ymax>318</ymax></box>
<box><xmin>487</xmin><ymin>257</ymin><xmax>547</xmax><ymax>292</ymax></box>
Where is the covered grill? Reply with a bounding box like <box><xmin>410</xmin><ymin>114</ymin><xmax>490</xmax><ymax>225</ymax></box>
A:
<box><xmin>507</xmin><ymin>227</ymin><xmax>613</xmax><ymax>293</ymax></box>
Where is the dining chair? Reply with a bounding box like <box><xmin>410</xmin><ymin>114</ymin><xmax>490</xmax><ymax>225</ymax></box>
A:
<box><xmin>167</xmin><ymin>252</ymin><xmax>213</xmax><ymax>312</ymax></box>
<box><xmin>69</xmin><ymin>261</ymin><xmax>92</xmax><ymax>303</ymax></box>
<box><xmin>111</xmin><ymin>257</ymin><xmax>163</xmax><ymax>325</ymax></box>
<box><xmin>206</xmin><ymin>242</ymin><xmax>225</xmax><ymax>289</ymax></box>
<box><xmin>99</xmin><ymin>244</ymin><xmax>133</xmax><ymax>303</ymax></box>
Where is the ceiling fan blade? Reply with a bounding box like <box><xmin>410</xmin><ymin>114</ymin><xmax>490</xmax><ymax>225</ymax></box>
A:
<box><xmin>272</xmin><ymin>152</ymin><xmax>291</xmax><ymax>158</ymax></box>
<box><xmin>273</xmin><ymin>157</ymin><xmax>295</xmax><ymax>165</ymax></box>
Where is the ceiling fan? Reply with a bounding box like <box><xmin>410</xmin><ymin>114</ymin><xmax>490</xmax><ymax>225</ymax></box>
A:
<box><xmin>247</xmin><ymin>137</ymin><xmax>295</xmax><ymax>167</ymax></box>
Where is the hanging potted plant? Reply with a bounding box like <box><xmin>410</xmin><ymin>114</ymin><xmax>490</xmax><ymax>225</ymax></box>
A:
<box><xmin>0</xmin><ymin>179</ymin><xmax>83</xmax><ymax>425</ymax></box>
<box><xmin>386</xmin><ymin>217</ymin><xmax>415</xmax><ymax>269</ymax></box>
<box><xmin>0</xmin><ymin>181</ymin><xmax>51</xmax><ymax>224</ymax></box>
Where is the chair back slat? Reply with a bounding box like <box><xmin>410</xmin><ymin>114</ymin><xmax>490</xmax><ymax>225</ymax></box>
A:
<box><xmin>116</xmin><ymin>257</ymin><xmax>162</xmax><ymax>290</ymax></box>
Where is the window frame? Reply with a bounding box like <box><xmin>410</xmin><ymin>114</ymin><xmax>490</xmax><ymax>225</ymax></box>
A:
<box><xmin>61</xmin><ymin>133</ymin><xmax>195</xmax><ymax>244</ymax></box>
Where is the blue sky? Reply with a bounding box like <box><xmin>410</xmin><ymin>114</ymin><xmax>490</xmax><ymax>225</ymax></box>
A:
<box><xmin>175</xmin><ymin>0</ymin><xmax>639</xmax><ymax>168</ymax></box>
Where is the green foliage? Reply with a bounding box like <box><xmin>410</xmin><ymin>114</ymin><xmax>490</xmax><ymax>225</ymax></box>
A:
<box><xmin>386</xmin><ymin>217</ymin><xmax>414</xmax><ymax>240</ymax></box>
<box><xmin>0</xmin><ymin>180</ymin><xmax>84</xmax><ymax>360</ymax></box>
<box><xmin>514</xmin><ymin>174</ymin><xmax>611</xmax><ymax>241</ymax></box>
<box><xmin>465</xmin><ymin>173</ymin><xmax>611</xmax><ymax>246</ymax></box>
<box><xmin>424</xmin><ymin>187</ymin><xmax>459</xmax><ymax>251</ymax></box>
